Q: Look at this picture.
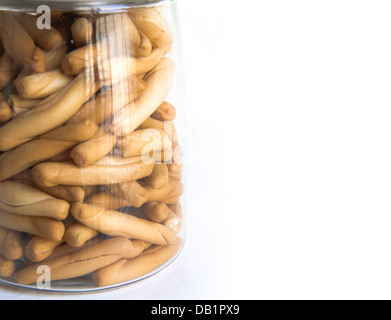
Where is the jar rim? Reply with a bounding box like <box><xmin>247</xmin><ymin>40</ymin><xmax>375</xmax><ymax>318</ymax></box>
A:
<box><xmin>0</xmin><ymin>0</ymin><xmax>172</xmax><ymax>11</ymax></box>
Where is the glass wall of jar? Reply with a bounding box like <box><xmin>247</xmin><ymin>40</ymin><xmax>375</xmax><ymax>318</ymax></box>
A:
<box><xmin>0</xmin><ymin>0</ymin><xmax>185</xmax><ymax>292</ymax></box>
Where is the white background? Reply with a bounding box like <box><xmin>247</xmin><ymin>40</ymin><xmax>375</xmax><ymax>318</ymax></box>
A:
<box><xmin>2</xmin><ymin>0</ymin><xmax>391</xmax><ymax>300</ymax></box>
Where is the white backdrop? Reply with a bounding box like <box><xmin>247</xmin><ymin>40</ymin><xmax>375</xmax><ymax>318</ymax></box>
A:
<box><xmin>2</xmin><ymin>0</ymin><xmax>391</xmax><ymax>300</ymax></box>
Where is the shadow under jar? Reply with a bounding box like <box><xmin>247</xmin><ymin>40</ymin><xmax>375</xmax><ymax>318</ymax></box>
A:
<box><xmin>0</xmin><ymin>0</ymin><xmax>185</xmax><ymax>292</ymax></box>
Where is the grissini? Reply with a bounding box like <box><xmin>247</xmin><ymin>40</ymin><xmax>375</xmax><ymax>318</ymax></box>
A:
<box><xmin>8</xmin><ymin>94</ymin><xmax>43</xmax><ymax>111</ymax></box>
<box><xmin>43</xmin><ymin>44</ymin><xmax>67</xmax><ymax>71</ymax></box>
<box><xmin>96</xmin><ymin>13</ymin><xmax>140</xmax><ymax>54</ymax></box>
<box><xmin>67</xmin><ymin>75</ymin><xmax>147</xmax><ymax>125</ymax></box>
<box><xmin>162</xmin><ymin>208</ymin><xmax>182</xmax><ymax>234</ymax></box>
<box><xmin>0</xmin><ymin>70</ymin><xmax>100</xmax><ymax>151</ymax></box>
<box><xmin>0</xmin><ymin>121</ymin><xmax>99</xmax><ymax>181</ymax></box>
<box><xmin>128</xmin><ymin>8</ymin><xmax>173</xmax><ymax>48</ymax></box>
<box><xmin>113</xmin><ymin>179</ymin><xmax>183</xmax><ymax>208</ymax></box>
<box><xmin>0</xmin><ymin>254</ymin><xmax>15</xmax><ymax>278</ymax></box>
<box><xmin>0</xmin><ymin>209</ymin><xmax>65</xmax><ymax>242</ymax></box>
<box><xmin>0</xmin><ymin>181</ymin><xmax>70</xmax><ymax>220</ymax></box>
<box><xmin>141</xmin><ymin>202</ymin><xmax>169</xmax><ymax>223</ymax></box>
<box><xmin>0</xmin><ymin>92</ymin><xmax>11</xmax><ymax>123</ymax></box>
<box><xmin>168</xmin><ymin>202</ymin><xmax>183</xmax><ymax>218</ymax></box>
<box><xmin>14</xmin><ymin>237</ymin><xmax>134</xmax><ymax>285</ymax></box>
<box><xmin>31</xmin><ymin>157</ymin><xmax>154</xmax><ymax>187</ymax></box>
<box><xmin>0</xmin><ymin>226</ymin><xmax>24</xmax><ymax>260</ymax></box>
<box><xmin>46</xmin><ymin>237</ymin><xmax>104</xmax><ymax>260</ymax></box>
<box><xmin>0</xmin><ymin>12</ymin><xmax>45</xmax><ymax>72</ymax></box>
<box><xmin>24</xmin><ymin>236</ymin><xmax>64</xmax><ymax>262</ymax></box>
<box><xmin>110</xmin><ymin>58</ymin><xmax>175</xmax><ymax>137</ymax></box>
<box><xmin>16</xmin><ymin>13</ymin><xmax>63</xmax><ymax>50</ymax></box>
<box><xmin>137</xmin><ymin>31</ymin><xmax>152</xmax><ymax>58</ymax></box>
<box><xmin>70</xmin><ymin>131</ymin><xmax>117</xmax><ymax>167</ymax></box>
<box><xmin>0</xmin><ymin>51</ymin><xmax>14</xmax><ymax>90</ymax></box>
<box><xmin>86</xmin><ymin>191</ymin><xmax>132</xmax><ymax>210</ymax></box>
<box><xmin>151</xmin><ymin>101</ymin><xmax>177</xmax><ymax>122</ymax></box>
<box><xmin>71</xmin><ymin>18</ymin><xmax>94</xmax><ymax>48</ymax></box>
<box><xmin>119</xmin><ymin>128</ymin><xmax>172</xmax><ymax>158</ymax></box>
<box><xmin>15</xmin><ymin>69</ymin><xmax>74</xmax><ymax>100</ymax></box>
<box><xmin>144</xmin><ymin>163</ymin><xmax>169</xmax><ymax>190</ymax></box>
<box><xmin>93</xmin><ymin>242</ymin><xmax>181</xmax><ymax>287</ymax></box>
<box><xmin>64</xmin><ymin>222</ymin><xmax>99</xmax><ymax>248</ymax></box>
<box><xmin>71</xmin><ymin>202</ymin><xmax>178</xmax><ymax>246</ymax></box>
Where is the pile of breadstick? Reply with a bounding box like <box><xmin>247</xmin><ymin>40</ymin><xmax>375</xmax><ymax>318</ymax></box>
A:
<box><xmin>0</xmin><ymin>6</ymin><xmax>184</xmax><ymax>288</ymax></box>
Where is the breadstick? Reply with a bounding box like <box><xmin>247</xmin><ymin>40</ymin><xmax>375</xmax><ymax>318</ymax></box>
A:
<box><xmin>110</xmin><ymin>58</ymin><xmax>175</xmax><ymax>137</ymax></box>
<box><xmin>71</xmin><ymin>202</ymin><xmax>178</xmax><ymax>246</ymax></box>
<box><xmin>168</xmin><ymin>202</ymin><xmax>183</xmax><ymax>218</ymax></box>
<box><xmin>0</xmin><ymin>70</ymin><xmax>100</xmax><ymax>151</ymax></box>
<box><xmin>64</xmin><ymin>222</ymin><xmax>98</xmax><ymax>248</ymax></box>
<box><xmin>137</xmin><ymin>31</ymin><xmax>152</xmax><ymax>58</ymax></box>
<box><xmin>15</xmin><ymin>69</ymin><xmax>74</xmax><ymax>99</ymax></box>
<box><xmin>8</xmin><ymin>94</ymin><xmax>43</xmax><ymax>111</ymax></box>
<box><xmin>24</xmin><ymin>236</ymin><xmax>64</xmax><ymax>262</ymax></box>
<box><xmin>67</xmin><ymin>75</ymin><xmax>147</xmax><ymax>125</ymax></box>
<box><xmin>0</xmin><ymin>254</ymin><xmax>15</xmax><ymax>278</ymax></box>
<box><xmin>119</xmin><ymin>128</ymin><xmax>172</xmax><ymax>158</ymax></box>
<box><xmin>16</xmin><ymin>13</ymin><xmax>63</xmax><ymax>50</ymax></box>
<box><xmin>0</xmin><ymin>226</ymin><xmax>24</xmax><ymax>260</ymax></box>
<box><xmin>141</xmin><ymin>202</ymin><xmax>169</xmax><ymax>223</ymax></box>
<box><xmin>0</xmin><ymin>51</ymin><xmax>14</xmax><ymax>90</ymax></box>
<box><xmin>93</xmin><ymin>242</ymin><xmax>181</xmax><ymax>287</ymax></box>
<box><xmin>31</xmin><ymin>157</ymin><xmax>154</xmax><ymax>187</ymax></box>
<box><xmin>70</xmin><ymin>132</ymin><xmax>117</xmax><ymax>167</ymax></box>
<box><xmin>0</xmin><ymin>121</ymin><xmax>99</xmax><ymax>181</ymax></box>
<box><xmin>0</xmin><ymin>209</ymin><xmax>65</xmax><ymax>242</ymax></box>
<box><xmin>14</xmin><ymin>236</ymin><xmax>134</xmax><ymax>285</ymax></box>
<box><xmin>43</xmin><ymin>43</ymin><xmax>67</xmax><ymax>71</ymax></box>
<box><xmin>151</xmin><ymin>101</ymin><xmax>177</xmax><ymax>122</ymax></box>
<box><xmin>114</xmin><ymin>179</ymin><xmax>183</xmax><ymax>208</ymax></box>
<box><xmin>71</xmin><ymin>18</ymin><xmax>94</xmax><ymax>48</ymax></box>
<box><xmin>0</xmin><ymin>181</ymin><xmax>70</xmax><ymax>220</ymax></box>
<box><xmin>47</xmin><ymin>237</ymin><xmax>104</xmax><ymax>260</ymax></box>
<box><xmin>162</xmin><ymin>208</ymin><xmax>182</xmax><ymax>234</ymax></box>
<box><xmin>128</xmin><ymin>8</ymin><xmax>173</xmax><ymax>48</ymax></box>
<box><xmin>145</xmin><ymin>163</ymin><xmax>169</xmax><ymax>190</ymax></box>
<box><xmin>0</xmin><ymin>12</ymin><xmax>45</xmax><ymax>72</ymax></box>
<box><xmin>0</xmin><ymin>92</ymin><xmax>11</xmax><ymax>123</ymax></box>
<box><xmin>96</xmin><ymin>13</ymin><xmax>140</xmax><ymax>54</ymax></box>
<box><xmin>86</xmin><ymin>191</ymin><xmax>132</xmax><ymax>210</ymax></box>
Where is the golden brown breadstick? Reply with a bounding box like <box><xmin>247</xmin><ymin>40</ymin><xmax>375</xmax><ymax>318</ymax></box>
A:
<box><xmin>43</xmin><ymin>44</ymin><xmax>67</xmax><ymax>71</ymax></box>
<box><xmin>47</xmin><ymin>237</ymin><xmax>104</xmax><ymax>260</ymax></box>
<box><xmin>16</xmin><ymin>13</ymin><xmax>63</xmax><ymax>50</ymax></box>
<box><xmin>0</xmin><ymin>92</ymin><xmax>11</xmax><ymax>123</ymax></box>
<box><xmin>151</xmin><ymin>101</ymin><xmax>177</xmax><ymax>122</ymax></box>
<box><xmin>128</xmin><ymin>8</ymin><xmax>173</xmax><ymax>48</ymax></box>
<box><xmin>0</xmin><ymin>70</ymin><xmax>100</xmax><ymax>151</ymax></box>
<box><xmin>119</xmin><ymin>128</ymin><xmax>172</xmax><ymax>158</ymax></box>
<box><xmin>71</xmin><ymin>18</ymin><xmax>94</xmax><ymax>48</ymax></box>
<box><xmin>137</xmin><ymin>31</ymin><xmax>152</xmax><ymax>58</ymax></box>
<box><xmin>141</xmin><ymin>202</ymin><xmax>169</xmax><ymax>223</ymax></box>
<box><xmin>96</xmin><ymin>13</ymin><xmax>140</xmax><ymax>54</ymax></box>
<box><xmin>145</xmin><ymin>163</ymin><xmax>169</xmax><ymax>190</ymax></box>
<box><xmin>70</xmin><ymin>132</ymin><xmax>117</xmax><ymax>167</ymax></box>
<box><xmin>0</xmin><ymin>12</ymin><xmax>45</xmax><ymax>72</ymax></box>
<box><xmin>0</xmin><ymin>226</ymin><xmax>24</xmax><ymax>260</ymax></box>
<box><xmin>93</xmin><ymin>242</ymin><xmax>181</xmax><ymax>287</ymax></box>
<box><xmin>0</xmin><ymin>51</ymin><xmax>14</xmax><ymax>90</ymax></box>
<box><xmin>67</xmin><ymin>75</ymin><xmax>147</xmax><ymax>125</ymax></box>
<box><xmin>0</xmin><ymin>254</ymin><xmax>15</xmax><ymax>278</ymax></box>
<box><xmin>24</xmin><ymin>236</ymin><xmax>64</xmax><ymax>262</ymax></box>
<box><xmin>0</xmin><ymin>121</ymin><xmax>99</xmax><ymax>181</ymax></box>
<box><xmin>86</xmin><ymin>191</ymin><xmax>132</xmax><ymax>210</ymax></box>
<box><xmin>110</xmin><ymin>58</ymin><xmax>175</xmax><ymax>137</ymax></box>
<box><xmin>113</xmin><ymin>179</ymin><xmax>183</xmax><ymax>208</ymax></box>
<box><xmin>31</xmin><ymin>157</ymin><xmax>154</xmax><ymax>187</ymax></box>
<box><xmin>8</xmin><ymin>94</ymin><xmax>43</xmax><ymax>111</ymax></box>
<box><xmin>15</xmin><ymin>237</ymin><xmax>134</xmax><ymax>285</ymax></box>
<box><xmin>0</xmin><ymin>181</ymin><xmax>70</xmax><ymax>220</ymax></box>
<box><xmin>162</xmin><ymin>208</ymin><xmax>182</xmax><ymax>234</ymax></box>
<box><xmin>0</xmin><ymin>209</ymin><xmax>65</xmax><ymax>242</ymax></box>
<box><xmin>15</xmin><ymin>69</ymin><xmax>74</xmax><ymax>99</ymax></box>
<box><xmin>71</xmin><ymin>202</ymin><xmax>178</xmax><ymax>246</ymax></box>
<box><xmin>64</xmin><ymin>222</ymin><xmax>99</xmax><ymax>248</ymax></box>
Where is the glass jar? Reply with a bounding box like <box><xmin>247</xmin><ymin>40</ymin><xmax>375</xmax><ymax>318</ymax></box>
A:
<box><xmin>0</xmin><ymin>0</ymin><xmax>185</xmax><ymax>292</ymax></box>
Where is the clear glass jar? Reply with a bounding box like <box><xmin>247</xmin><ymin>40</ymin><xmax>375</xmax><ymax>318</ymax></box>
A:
<box><xmin>0</xmin><ymin>0</ymin><xmax>185</xmax><ymax>292</ymax></box>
